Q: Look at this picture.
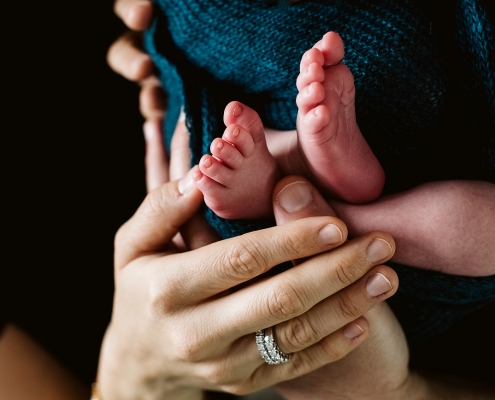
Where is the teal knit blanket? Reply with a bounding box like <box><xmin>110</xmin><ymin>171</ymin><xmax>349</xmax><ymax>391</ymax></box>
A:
<box><xmin>145</xmin><ymin>0</ymin><xmax>495</xmax><ymax>343</ymax></box>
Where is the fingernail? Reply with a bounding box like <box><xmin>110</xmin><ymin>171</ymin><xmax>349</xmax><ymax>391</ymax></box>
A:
<box><xmin>365</xmin><ymin>273</ymin><xmax>392</xmax><ymax>297</ymax></box>
<box><xmin>132</xmin><ymin>53</ymin><xmax>151</xmax><ymax>76</ymax></box>
<box><xmin>178</xmin><ymin>108</ymin><xmax>186</xmax><ymax>122</ymax></box>
<box><xmin>143</xmin><ymin>121</ymin><xmax>157</xmax><ymax>141</ymax></box>
<box><xmin>318</xmin><ymin>224</ymin><xmax>342</xmax><ymax>245</ymax></box>
<box><xmin>366</xmin><ymin>238</ymin><xmax>392</xmax><ymax>263</ymax></box>
<box><xmin>276</xmin><ymin>181</ymin><xmax>313</xmax><ymax>213</ymax></box>
<box><xmin>343</xmin><ymin>322</ymin><xmax>365</xmax><ymax>339</ymax></box>
<box><xmin>178</xmin><ymin>168</ymin><xmax>196</xmax><ymax>194</ymax></box>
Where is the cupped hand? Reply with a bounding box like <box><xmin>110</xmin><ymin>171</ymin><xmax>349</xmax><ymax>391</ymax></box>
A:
<box><xmin>97</xmin><ymin>167</ymin><xmax>399</xmax><ymax>400</ymax></box>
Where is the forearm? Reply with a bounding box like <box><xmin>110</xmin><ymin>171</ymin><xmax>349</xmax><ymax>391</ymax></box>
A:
<box><xmin>0</xmin><ymin>324</ymin><xmax>88</xmax><ymax>400</ymax></box>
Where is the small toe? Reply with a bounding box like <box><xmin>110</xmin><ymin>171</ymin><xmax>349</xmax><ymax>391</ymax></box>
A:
<box><xmin>296</xmin><ymin>81</ymin><xmax>325</xmax><ymax>114</ymax></box>
<box><xmin>194</xmin><ymin>170</ymin><xmax>229</xmax><ymax>206</ymax></box>
<box><xmin>210</xmin><ymin>138</ymin><xmax>244</xmax><ymax>169</ymax></box>
<box><xmin>222</xmin><ymin>124</ymin><xmax>256</xmax><ymax>158</ymax></box>
<box><xmin>301</xmin><ymin>104</ymin><xmax>331</xmax><ymax>134</ymax></box>
<box><xmin>198</xmin><ymin>154</ymin><xmax>235</xmax><ymax>187</ymax></box>
<box><xmin>296</xmin><ymin>62</ymin><xmax>325</xmax><ymax>91</ymax></box>
<box><xmin>300</xmin><ymin>48</ymin><xmax>324</xmax><ymax>72</ymax></box>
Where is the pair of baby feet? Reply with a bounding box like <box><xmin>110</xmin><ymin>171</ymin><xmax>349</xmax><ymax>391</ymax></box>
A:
<box><xmin>193</xmin><ymin>32</ymin><xmax>385</xmax><ymax>220</ymax></box>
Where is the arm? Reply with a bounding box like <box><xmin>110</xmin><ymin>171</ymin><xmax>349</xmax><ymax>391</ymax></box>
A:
<box><xmin>329</xmin><ymin>180</ymin><xmax>495</xmax><ymax>276</ymax></box>
<box><xmin>0</xmin><ymin>324</ymin><xmax>88</xmax><ymax>400</ymax></box>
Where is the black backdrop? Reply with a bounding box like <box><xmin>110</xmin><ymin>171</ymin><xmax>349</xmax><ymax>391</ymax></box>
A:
<box><xmin>3</xmin><ymin>1</ymin><xmax>146</xmax><ymax>385</ymax></box>
<box><xmin>2</xmin><ymin>0</ymin><xmax>494</xmax><ymax>390</ymax></box>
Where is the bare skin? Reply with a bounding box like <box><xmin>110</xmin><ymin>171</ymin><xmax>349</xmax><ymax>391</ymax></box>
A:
<box><xmin>194</xmin><ymin>32</ymin><xmax>385</xmax><ymax>219</ymax></box>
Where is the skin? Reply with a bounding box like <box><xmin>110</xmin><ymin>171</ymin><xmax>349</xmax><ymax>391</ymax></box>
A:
<box><xmin>97</xmin><ymin>118</ymin><xmax>401</xmax><ymax>399</ymax></box>
<box><xmin>0</xmin><ymin>324</ymin><xmax>88</xmax><ymax>400</ymax></box>
<box><xmin>107</xmin><ymin>1</ymin><xmax>495</xmax><ymax>398</ymax></box>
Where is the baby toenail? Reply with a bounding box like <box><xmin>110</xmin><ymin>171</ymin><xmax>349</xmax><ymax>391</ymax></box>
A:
<box><xmin>233</xmin><ymin>104</ymin><xmax>243</xmax><ymax>117</ymax></box>
<box><xmin>306</xmin><ymin>85</ymin><xmax>312</xmax><ymax>94</ymax></box>
<box><xmin>216</xmin><ymin>141</ymin><xmax>224</xmax><ymax>150</ymax></box>
<box><xmin>203</xmin><ymin>158</ymin><xmax>212</xmax><ymax>168</ymax></box>
<box><xmin>232</xmin><ymin>127</ymin><xmax>240</xmax><ymax>137</ymax></box>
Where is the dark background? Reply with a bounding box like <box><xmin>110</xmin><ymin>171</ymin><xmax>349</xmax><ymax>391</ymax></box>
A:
<box><xmin>3</xmin><ymin>1</ymin><xmax>146</xmax><ymax>385</ymax></box>
<box><xmin>2</xmin><ymin>0</ymin><xmax>494</xmax><ymax>390</ymax></box>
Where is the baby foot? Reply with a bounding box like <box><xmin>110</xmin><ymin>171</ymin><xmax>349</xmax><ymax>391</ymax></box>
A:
<box><xmin>194</xmin><ymin>101</ymin><xmax>280</xmax><ymax>219</ymax></box>
<box><xmin>296</xmin><ymin>32</ymin><xmax>385</xmax><ymax>203</ymax></box>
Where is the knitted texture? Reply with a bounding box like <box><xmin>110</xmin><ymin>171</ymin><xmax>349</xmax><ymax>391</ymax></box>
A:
<box><xmin>145</xmin><ymin>0</ymin><xmax>495</xmax><ymax>343</ymax></box>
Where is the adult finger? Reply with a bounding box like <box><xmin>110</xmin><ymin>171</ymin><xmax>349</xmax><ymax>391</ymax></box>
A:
<box><xmin>273</xmin><ymin>175</ymin><xmax>337</xmax><ymax>222</ymax></box>
<box><xmin>197</xmin><ymin>229</ymin><xmax>394</xmax><ymax>344</ymax></box>
<box><xmin>107</xmin><ymin>31</ymin><xmax>154</xmax><ymax>81</ymax></box>
<box><xmin>273</xmin><ymin>264</ymin><xmax>398</xmax><ymax>354</ymax></box>
<box><xmin>270</xmin><ymin>175</ymin><xmax>399</xmax><ymax>351</ymax></box>
<box><xmin>140</xmin><ymin>80</ymin><xmax>167</xmax><ymax>120</ymax></box>
<box><xmin>168</xmin><ymin>113</ymin><xmax>220</xmax><ymax>250</ymax></box>
<box><xmin>114</xmin><ymin>168</ymin><xmax>203</xmax><ymax>270</ymax></box>
<box><xmin>114</xmin><ymin>0</ymin><xmax>153</xmax><ymax>31</ymax></box>
<box><xmin>247</xmin><ymin>316</ymin><xmax>370</xmax><ymax>393</ymax></box>
<box><xmin>151</xmin><ymin>215</ymin><xmax>348</xmax><ymax>309</ymax></box>
<box><xmin>169</xmin><ymin>111</ymin><xmax>192</xmax><ymax>181</ymax></box>
<box><xmin>144</xmin><ymin>120</ymin><xmax>169</xmax><ymax>192</ymax></box>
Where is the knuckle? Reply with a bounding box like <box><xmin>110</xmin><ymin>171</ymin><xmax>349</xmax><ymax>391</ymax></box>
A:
<box><xmin>267</xmin><ymin>278</ymin><xmax>306</xmax><ymax>321</ymax></box>
<box><xmin>284</xmin><ymin>353</ymin><xmax>313</xmax><ymax>379</ymax></box>
<box><xmin>222</xmin><ymin>238</ymin><xmax>268</xmax><ymax>280</ymax></box>
<box><xmin>202</xmin><ymin>365</ymin><xmax>229</xmax><ymax>386</ymax></box>
<box><xmin>336</xmin><ymin>291</ymin><xmax>361</xmax><ymax>319</ymax></box>
<box><xmin>172</xmin><ymin>333</ymin><xmax>204</xmax><ymax>362</ymax></box>
<box><xmin>147</xmin><ymin>278</ymin><xmax>176</xmax><ymax>316</ymax></box>
<box><xmin>279</xmin><ymin>231</ymin><xmax>306</xmax><ymax>259</ymax></box>
<box><xmin>333</xmin><ymin>256</ymin><xmax>358</xmax><ymax>287</ymax></box>
<box><xmin>320</xmin><ymin>338</ymin><xmax>346</xmax><ymax>362</ymax></box>
<box><xmin>280</xmin><ymin>315</ymin><xmax>319</xmax><ymax>352</ymax></box>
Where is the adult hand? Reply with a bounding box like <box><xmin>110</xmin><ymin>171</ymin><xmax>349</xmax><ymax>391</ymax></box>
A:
<box><xmin>97</xmin><ymin>166</ymin><xmax>399</xmax><ymax>399</ymax></box>
<box><xmin>268</xmin><ymin>176</ymin><xmax>408</xmax><ymax>399</ymax></box>
<box><xmin>108</xmin><ymin>0</ymin><xmax>167</xmax><ymax>121</ymax></box>
<box><xmin>271</xmin><ymin>176</ymin><xmax>495</xmax><ymax>400</ymax></box>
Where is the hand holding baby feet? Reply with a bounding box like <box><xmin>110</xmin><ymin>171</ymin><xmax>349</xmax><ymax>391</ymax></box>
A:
<box><xmin>296</xmin><ymin>32</ymin><xmax>385</xmax><ymax>203</ymax></box>
<box><xmin>194</xmin><ymin>101</ymin><xmax>280</xmax><ymax>219</ymax></box>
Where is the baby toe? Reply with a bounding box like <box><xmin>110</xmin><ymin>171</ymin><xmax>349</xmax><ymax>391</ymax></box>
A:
<box><xmin>296</xmin><ymin>61</ymin><xmax>325</xmax><ymax>91</ymax></box>
<box><xmin>222</xmin><ymin>124</ymin><xmax>255</xmax><ymax>158</ymax></box>
<box><xmin>198</xmin><ymin>154</ymin><xmax>235</xmax><ymax>187</ymax></box>
<box><xmin>224</xmin><ymin>101</ymin><xmax>265</xmax><ymax>141</ymax></box>
<box><xmin>296</xmin><ymin>81</ymin><xmax>325</xmax><ymax>114</ymax></box>
<box><xmin>210</xmin><ymin>138</ymin><xmax>244</xmax><ymax>169</ymax></box>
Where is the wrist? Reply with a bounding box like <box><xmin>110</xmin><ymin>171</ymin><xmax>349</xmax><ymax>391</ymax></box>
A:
<box><xmin>97</xmin><ymin>328</ymin><xmax>203</xmax><ymax>400</ymax></box>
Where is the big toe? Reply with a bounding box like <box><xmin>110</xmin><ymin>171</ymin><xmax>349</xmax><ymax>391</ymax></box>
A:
<box><xmin>223</xmin><ymin>101</ymin><xmax>265</xmax><ymax>143</ymax></box>
<box><xmin>316</xmin><ymin>32</ymin><xmax>345</xmax><ymax>66</ymax></box>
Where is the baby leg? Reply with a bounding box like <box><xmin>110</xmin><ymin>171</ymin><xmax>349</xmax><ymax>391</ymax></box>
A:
<box><xmin>330</xmin><ymin>180</ymin><xmax>495</xmax><ymax>276</ymax></box>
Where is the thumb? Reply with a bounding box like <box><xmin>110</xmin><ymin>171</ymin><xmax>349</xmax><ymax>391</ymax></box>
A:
<box><xmin>114</xmin><ymin>167</ymin><xmax>203</xmax><ymax>270</ymax></box>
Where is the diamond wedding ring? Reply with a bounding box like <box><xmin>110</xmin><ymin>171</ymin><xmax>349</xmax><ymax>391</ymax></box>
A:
<box><xmin>255</xmin><ymin>327</ymin><xmax>291</xmax><ymax>365</ymax></box>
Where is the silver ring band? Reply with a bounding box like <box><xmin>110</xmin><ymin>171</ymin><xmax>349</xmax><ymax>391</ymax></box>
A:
<box><xmin>255</xmin><ymin>327</ymin><xmax>291</xmax><ymax>364</ymax></box>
